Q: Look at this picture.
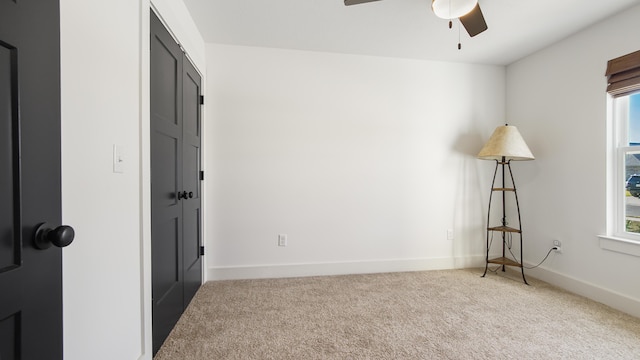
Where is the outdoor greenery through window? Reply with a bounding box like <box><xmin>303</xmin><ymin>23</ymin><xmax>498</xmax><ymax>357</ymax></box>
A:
<box><xmin>621</xmin><ymin>93</ymin><xmax>640</xmax><ymax>234</ymax></box>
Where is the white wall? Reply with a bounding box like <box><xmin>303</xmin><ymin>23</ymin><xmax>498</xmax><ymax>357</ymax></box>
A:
<box><xmin>205</xmin><ymin>44</ymin><xmax>506</xmax><ymax>279</ymax></box>
<box><xmin>61</xmin><ymin>1</ymin><xmax>142</xmax><ymax>359</ymax></box>
<box><xmin>60</xmin><ymin>0</ymin><xmax>204</xmax><ymax>359</ymax></box>
<box><xmin>507</xmin><ymin>5</ymin><xmax>640</xmax><ymax>317</ymax></box>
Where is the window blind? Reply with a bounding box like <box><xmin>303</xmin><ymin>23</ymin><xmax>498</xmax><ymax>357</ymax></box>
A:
<box><xmin>606</xmin><ymin>50</ymin><xmax>640</xmax><ymax>97</ymax></box>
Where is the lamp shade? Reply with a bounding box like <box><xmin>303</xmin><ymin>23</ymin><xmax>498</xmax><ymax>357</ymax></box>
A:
<box><xmin>432</xmin><ymin>0</ymin><xmax>478</xmax><ymax>19</ymax></box>
<box><xmin>477</xmin><ymin>125</ymin><xmax>535</xmax><ymax>161</ymax></box>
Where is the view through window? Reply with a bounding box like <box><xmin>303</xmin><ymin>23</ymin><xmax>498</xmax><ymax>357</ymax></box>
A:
<box><xmin>623</xmin><ymin>93</ymin><xmax>640</xmax><ymax>233</ymax></box>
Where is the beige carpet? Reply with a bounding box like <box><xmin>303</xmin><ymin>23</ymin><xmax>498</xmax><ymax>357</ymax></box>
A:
<box><xmin>154</xmin><ymin>269</ymin><xmax>640</xmax><ymax>359</ymax></box>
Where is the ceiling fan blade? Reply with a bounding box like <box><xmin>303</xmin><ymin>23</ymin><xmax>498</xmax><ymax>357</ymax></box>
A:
<box><xmin>344</xmin><ymin>0</ymin><xmax>382</xmax><ymax>5</ymax></box>
<box><xmin>459</xmin><ymin>3</ymin><xmax>488</xmax><ymax>37</ymax></box>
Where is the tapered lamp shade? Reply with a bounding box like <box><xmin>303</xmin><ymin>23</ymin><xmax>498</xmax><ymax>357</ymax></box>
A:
<box><xmin>477</xmin><ymin>125</ymin><xmax>535</xmax><ymax>161</ymax></box>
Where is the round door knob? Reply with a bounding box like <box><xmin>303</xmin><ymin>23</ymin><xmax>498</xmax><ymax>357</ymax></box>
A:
<box><xmin>34</xmin><ymin>223</ymin><xmax>75</xmax><ymax>250</ymax></box>
<box><xmin>177</xmin><ymin>191</ymin><xmax>187</xmax><ymax>200</ymax></box>
<box><xmin>188</xmin><ymin>191</ymin><xmax>194</xmax><ymax>199</ymax></box>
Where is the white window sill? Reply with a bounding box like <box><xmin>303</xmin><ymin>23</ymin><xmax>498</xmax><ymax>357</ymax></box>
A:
<box><xmin>598</xmin><ymin>235</ymin><xmax>640</xmax><ymax>257</ymax></box>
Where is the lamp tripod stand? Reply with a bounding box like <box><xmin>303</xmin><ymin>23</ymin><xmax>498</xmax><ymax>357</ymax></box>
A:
<box><xmin>481</xmin><ymin>157</ymin><xmax>528</xmax><ymax>285</ymax></box>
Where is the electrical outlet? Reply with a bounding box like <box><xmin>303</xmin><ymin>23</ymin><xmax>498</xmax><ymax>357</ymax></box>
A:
<box><xmin>553</xmin><ymin>239</ymin><xmax>562</xmax><ymax>253</ymax></box>
<box><xmin>278</xmin><ymin>234</ymin><xmax>287</xmax><ymax>247</ymax></box>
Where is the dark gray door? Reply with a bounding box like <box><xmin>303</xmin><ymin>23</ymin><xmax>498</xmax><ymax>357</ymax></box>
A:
<box><xmin>0</xmin><ymin>1</ymin><xmax>72</xmax><ymax>360</ymax></box>
<box><xmin>181</xmin><ymin>58</ymin><xmax>203</xmax><ymax>309</ymax></box>
<box><xmin>150</xmin><ymin>11</ymin><xmax>202</xmax><ymax>355</ymax></box>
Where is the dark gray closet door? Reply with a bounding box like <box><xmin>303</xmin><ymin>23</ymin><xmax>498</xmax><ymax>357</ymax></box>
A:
<box><xmin>150</xmin><ymin>11</ymin><xmax>202</xmax><ymax>355</ymax></box>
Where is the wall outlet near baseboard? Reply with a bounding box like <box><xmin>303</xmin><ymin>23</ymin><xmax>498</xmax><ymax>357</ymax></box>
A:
<box><xmin>553</xmin><ymin>239</ymin><xmax>562</xmax><ymax>253</ymax></box>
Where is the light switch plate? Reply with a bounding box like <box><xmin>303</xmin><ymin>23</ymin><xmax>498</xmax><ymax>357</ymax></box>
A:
<box><xmin>278</xmin><ymin>234</ymin><xmax>287</xmax><ymax>247</ymax></box>
<box><xmin>113</xmin><ymin>144</ymin><xmax>124</xmax><ymax>173</ymax></box>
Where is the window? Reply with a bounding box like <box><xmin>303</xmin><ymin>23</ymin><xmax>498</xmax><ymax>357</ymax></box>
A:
<box><xmin>604</xmin><ymin>50</ymin><xmax>640</xmax><ymax>254</ymax></box>
<box><xmin>613</xmin><ymin>93</ymin><xmax>640</xmax><ymax>238</ymax></box>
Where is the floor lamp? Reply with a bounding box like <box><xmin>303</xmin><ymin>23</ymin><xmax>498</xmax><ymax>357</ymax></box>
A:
<box><xmin>477</xmin><ymin>124</ymin><xmax>534</xmax><ymax>284</ymax></box>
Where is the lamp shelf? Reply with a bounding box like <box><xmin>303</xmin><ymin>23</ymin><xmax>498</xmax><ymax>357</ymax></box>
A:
<box><xmin>487</xmin><ymin>225</ymin><xmax>521</xmax><ymax>233</ymax></box>
<box><xmin>487</xmin><ymin>256</ymin><xmax>522</xmax><ymax>268</ymax></box>
<box><xmin>492</xmin><ymin>187</ymin><xmax>515</xmax><ymax>192</ymax></box>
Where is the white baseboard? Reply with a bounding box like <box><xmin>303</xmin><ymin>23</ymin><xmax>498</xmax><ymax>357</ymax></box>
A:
<box><xmin>208</xmin><ymin>255</ymin><xmax>486</xmax><ymax>281</ymax></box>
<box><xmin>525</xmin><ymin>264</ymin><xmax>640</xmax><ymax>319</ymax></box>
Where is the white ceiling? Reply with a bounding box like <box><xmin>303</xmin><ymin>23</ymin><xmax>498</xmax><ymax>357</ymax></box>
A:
<box><xmin>182</xmin><ymin>0</ymin><xmax>639</xmax><ymax>65</ymax></box>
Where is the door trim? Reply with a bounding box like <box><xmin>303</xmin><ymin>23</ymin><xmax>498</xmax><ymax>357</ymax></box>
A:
<box><xmin>140</xmin><ymin>3</ymin><xmax>152</xmax><ymax>358</ymax></box>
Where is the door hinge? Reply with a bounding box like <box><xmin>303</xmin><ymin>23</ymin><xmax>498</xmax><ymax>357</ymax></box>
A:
<box><xmin>200</xmin><ymin>95</ymin><xmax>204</xmax><ymax>105</ymax></box>
<box><xmin>200</xmin><ymin>246</ymin><xmax>205</xmax><ymax>256</ymax></box>
<box><xmin>200</xmin><ymin>170</ymin><xmax>204</xmax><ymax>181</ymax></box>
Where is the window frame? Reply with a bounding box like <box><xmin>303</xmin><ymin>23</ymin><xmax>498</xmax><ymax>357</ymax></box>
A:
<box><xmin>602</xmin><ymin>93</ymin><xmax>640</xmax><ymax>256</ymax></box>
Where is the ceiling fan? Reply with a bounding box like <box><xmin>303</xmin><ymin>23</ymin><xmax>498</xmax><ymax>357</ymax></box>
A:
<box><xmin>344</xmin><ymin>0</ymin><xmax>488</xmax><ymax>38</ymax></box>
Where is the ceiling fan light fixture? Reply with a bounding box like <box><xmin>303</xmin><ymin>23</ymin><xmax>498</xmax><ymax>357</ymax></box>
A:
<box><xmin>432</xmin><ymin>0</ymin><xmax>478</xmax><ymax>19</ymax></box>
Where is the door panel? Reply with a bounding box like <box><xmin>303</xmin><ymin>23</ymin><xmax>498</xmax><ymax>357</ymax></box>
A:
<box><xmin>151</xmin><ymin>11</ymin><xmax>202</xmax><ymax>355</ymax></box>
<box><xmin>183</xmin><ymin>208</ymin><xmax>200</xmax><ymax>271</ymax></box>
<box><xmin>152</xmin><ymin>218</ymin><xmax>180</xmax><ymax>302</ymax></box>
<box><xmin>1</xmin><ymin>1</ymin><xmax>64</xmax><ymax>359</ymax></box>
<box><xmin>181</xmin><ymin>58</ymin><xmax>202</xmax><ymax>307</ymax></box>
<box><xmin>151</xmin><ymin>11</ymin><xmax>184</xmax><ymax>356</ymax></box>
<box><xmin>0</xmin><ymin>313</ymin><xmax>18</xmax><ymax>360</ymax></box>
<box><xmin>185</xmin><ymin>145</ymin><xmax>199</xmax><ymax>198</ymax></box>
<box><xmin>154</xmin><ymin>134</ymin><xmax>179</xmax><ymax>208</ymax></box>
<box><xmin>183</xmin><ymin>72</ymin><xmax>199</xmax><ymax>138</ymax></box>
<box><xmin>154</xmin><ymin>42</ymin><xmax>179</xmax><ymax>126</ymax></box>
<box><xmin>0</xmin><ymin>42</ymin><xmax>18</xmax><ymax>272</ymax></box>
